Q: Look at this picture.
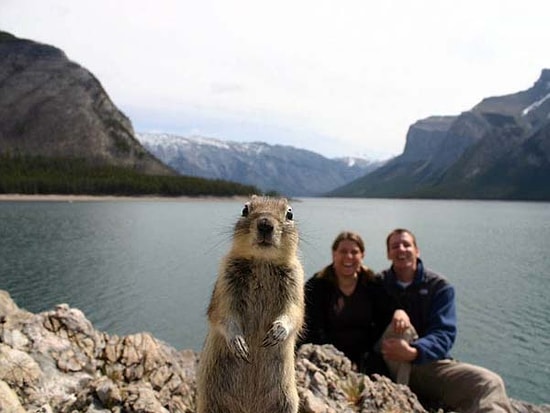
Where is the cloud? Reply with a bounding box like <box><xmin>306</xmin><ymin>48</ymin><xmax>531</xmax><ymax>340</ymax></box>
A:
<box><xmin>1</xmin><ymin>0</ymin><xmax>549</xmax><ymax>159</ymax></box>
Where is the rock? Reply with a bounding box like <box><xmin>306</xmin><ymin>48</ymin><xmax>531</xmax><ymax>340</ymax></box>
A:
<box><xmin>94</xmin><ymin>376</ymin><xmax>123</xmax><ymax>407</ymax></box>
<box><xmin>296</xmin><ymin>344</ymin><xmax>427</xmax><ymax>413</ymax></box>
<box><xmin>0</xmin><ymin>379</ymin><xmax>26</xmax><ymax>413</ymax></box>
<box><xmin>0</xmin><ymin>343</ymin><xmax>42</xmax><ymax>387</ymax></box>
<box><xmin>0</xmin><ymin>289</ymin><xmax>548</xmax><ymax>413</ymax></box>
<box><xmin>0</xmin><ymin>290</ymin><xmax>20</xmax><ymax>317</ymax></box>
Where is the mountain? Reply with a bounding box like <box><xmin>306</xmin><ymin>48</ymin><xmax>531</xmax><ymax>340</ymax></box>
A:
<box><xmin>329</xmin><ymin>69</ymin><xmax>550</xmax><ymax>200</ymax></box>
<box><xmin>0</xmin><ymin>30</ymin><xmax>381</xmax><ymax>197</ymax></box>
<box><xmin>137</xmin><ymin>133</ymin><xmax>383</xmax><ymax>197</ymax></box>
<box><xmin>0</xmin><ymin>31</ymin><xmax>172</xmax><ymax>175</ymax></box>
<box><xmin>0</xmin><ymin>31</ymin><xmax>258</xmax><ymax>197</ymax></box>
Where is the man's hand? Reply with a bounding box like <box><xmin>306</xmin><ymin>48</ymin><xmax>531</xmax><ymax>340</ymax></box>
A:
<box><xmin>381</xmin><ymin>338</ymin><xmax>418</xmax><ymax>362</ymax></box>
<box><xmin>392</xmin><ymin>309</ymin><xmax>411</xmax><ymax>334</ymax></box>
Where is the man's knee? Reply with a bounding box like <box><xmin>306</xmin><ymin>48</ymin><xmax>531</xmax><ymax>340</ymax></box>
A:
<box><xmin>470</xmin><ymin>367</ymin><xmax>512</xmax><ymax>412</ymax></box>
<box><xmin>479</xmin><ymin>369</ymin><xmax>507</xmax><ymax>396</ymax></box>
<box><xmin>468</xmin><ymin>365</ymin><xmax>506</xmax><ymax>392</ymax></box>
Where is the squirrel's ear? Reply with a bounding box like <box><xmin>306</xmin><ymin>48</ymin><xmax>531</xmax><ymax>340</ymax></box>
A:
<box><xmin>241</xmin><ymin>202</ymin><xmax>250</xmax><ymax>217</ymax></box>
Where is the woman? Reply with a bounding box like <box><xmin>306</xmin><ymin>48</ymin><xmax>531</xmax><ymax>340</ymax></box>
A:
<box><xmin>300</xmin><ymin>231</ymin><xmax>387</xmax><ymax>373</ymax></box>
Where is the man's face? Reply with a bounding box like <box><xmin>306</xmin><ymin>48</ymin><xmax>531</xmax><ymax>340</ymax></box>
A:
<box><xmin>387</xmin><ymin>232</ymin><xmax>419</xmax><ymax>272</ymax></box>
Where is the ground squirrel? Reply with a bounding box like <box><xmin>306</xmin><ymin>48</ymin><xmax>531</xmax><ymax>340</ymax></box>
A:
<box><xmin>196</xmin><ymin>195</ymin><xmax>305</xmax><ymax>413</ymax></box>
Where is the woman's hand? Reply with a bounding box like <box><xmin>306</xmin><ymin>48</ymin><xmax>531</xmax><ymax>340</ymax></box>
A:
<box><xmin>392</xmin><ymin>309</ymin><xmax>410</xmax><ymax>334</ymax></box>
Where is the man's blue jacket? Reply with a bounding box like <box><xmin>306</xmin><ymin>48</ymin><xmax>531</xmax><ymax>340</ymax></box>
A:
<box><xmin>379</xmin><ymin>259</ymin><xmax>457</xmax><ymax>364</ymax></box>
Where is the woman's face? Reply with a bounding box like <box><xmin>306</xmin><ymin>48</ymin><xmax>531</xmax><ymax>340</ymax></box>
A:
<box><xmin>332</xmin><ymin>239</ymin><xmax>364</xmax><ymax>279</ymax></box>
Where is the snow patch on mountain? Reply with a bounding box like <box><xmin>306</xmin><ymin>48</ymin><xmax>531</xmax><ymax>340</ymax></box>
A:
<box><xmin>136</xmin><ymin>132</ymin><xmax>383</xmax><ymax>196</ymax></box>
<box><xmin>522</xmin><ymin>92</ymin><xmax>550</xmax><ymax>116</ymax></box>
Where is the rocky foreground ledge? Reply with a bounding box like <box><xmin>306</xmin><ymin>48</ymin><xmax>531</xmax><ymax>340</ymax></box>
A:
<box><xmin>0</xmin><ymin>290</ymin><xmax>548</xmax><ymax>413</ymax></box>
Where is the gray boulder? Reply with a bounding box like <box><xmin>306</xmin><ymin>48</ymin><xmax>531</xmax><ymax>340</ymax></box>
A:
<box><xmin>0</xmin><ymin>290</ymin><xmax>548</xmax><ymax>413</ymax></box>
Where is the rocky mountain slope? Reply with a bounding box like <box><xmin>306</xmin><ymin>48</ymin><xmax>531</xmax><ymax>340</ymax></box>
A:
<box><xmin>1</xmin><ymin>290</ymin><xmax>548</xmax><ymax>413</ymax></box>
<box><xmin>0</xmin><ymin>31</ymin><xmax>173</xmax><ymax>176</ymax></box>
<box><xmin>0</xmin><ymin>30</ymin><xmax>383</xmax><ymax>197</ymax></box>
<box><xmin>330</xmin><ymin>69</ymin><xmax>550</xmax><ymax>200</ymax></box>
<box><xmin>137</xmin><ymin>133</ymin><xmax>383</xmax><ymax>197</ymax></box>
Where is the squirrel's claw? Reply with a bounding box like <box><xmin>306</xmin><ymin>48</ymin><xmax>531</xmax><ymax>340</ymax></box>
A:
<box><xmin>262</xmin><ymin>321</ymin><xmax>288</xmax><ymax>347</ymax></box>
<box><xmin>230</xmin><ymin>335</ymin><xmax>250</xmax><ymax>362</ymax></box>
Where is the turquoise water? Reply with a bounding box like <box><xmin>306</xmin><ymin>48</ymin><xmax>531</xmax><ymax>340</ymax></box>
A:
<box><xmin>0</xmin><ymin>198</ymin><xmax>549</xmax><ymax>404</ymax></box>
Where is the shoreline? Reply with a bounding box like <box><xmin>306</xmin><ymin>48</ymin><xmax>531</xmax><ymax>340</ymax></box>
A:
<box><xmin>0</xmin><ymin>194</ymin><xmax>250</xmax><ymax>202</ymax></box>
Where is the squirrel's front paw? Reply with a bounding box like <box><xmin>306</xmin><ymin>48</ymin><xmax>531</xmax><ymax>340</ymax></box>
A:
<box><xmin>230</xmin><ymin>335</ymin><xmax>250</xmax><ymax>362</ymax></box>
<box><xmin>262</xmin><ymin>320</ymin><xmax>289</xmax><ymax>347</ymax></box>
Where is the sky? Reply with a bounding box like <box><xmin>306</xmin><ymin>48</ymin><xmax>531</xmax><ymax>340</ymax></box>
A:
<box><xmin>1</xmin><ymin>0</ymin><xmax>549</xmax><ymax>159</ymax></box>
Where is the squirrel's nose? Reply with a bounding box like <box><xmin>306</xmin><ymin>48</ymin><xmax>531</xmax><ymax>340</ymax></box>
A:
<box><xmin>257</xmin><ymin>218</ymin><xmax>274</xmax><ymax>235</ymax></box>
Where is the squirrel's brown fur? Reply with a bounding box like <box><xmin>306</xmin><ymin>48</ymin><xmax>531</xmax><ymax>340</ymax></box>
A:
<box><xmin>196</xmin><ymin>195</ymin><xmax>305</xmax><ymax>413</ymax></box>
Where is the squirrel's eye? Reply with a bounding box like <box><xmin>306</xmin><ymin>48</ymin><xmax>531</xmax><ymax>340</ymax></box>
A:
<box><xmin>286</xmin><ymin>207</ymin><xmax>293</xmax><ymax>221</ymax></box>
<box><xmin>241</xmin><ymin>202</ymin><xmax>250</xmax><ymax>217</ymax></box>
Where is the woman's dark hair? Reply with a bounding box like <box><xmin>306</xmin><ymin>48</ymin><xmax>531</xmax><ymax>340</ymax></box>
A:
<box><xmin>331</xmin><ymin>231</ymin><xmax>365</xmax><ymax>253</ymax></box>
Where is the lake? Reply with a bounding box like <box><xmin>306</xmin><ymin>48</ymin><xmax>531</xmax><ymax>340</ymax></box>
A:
<box><xmin>0</xmin><ymin>197</ymin><xmax>548</xmax><ymax>404</ymax></box>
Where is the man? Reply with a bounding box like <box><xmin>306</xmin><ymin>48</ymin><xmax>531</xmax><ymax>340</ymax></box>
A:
<box><xmin>378</xmin><ymin>228</ymin><xmax>512</xmax><ymax>413</ymax></box>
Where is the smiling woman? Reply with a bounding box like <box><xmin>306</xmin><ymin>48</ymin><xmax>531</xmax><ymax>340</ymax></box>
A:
<box><xmin>298</xmin><ymin>231</ymin><xmax>385</xmax><ymax>373</ymax></box>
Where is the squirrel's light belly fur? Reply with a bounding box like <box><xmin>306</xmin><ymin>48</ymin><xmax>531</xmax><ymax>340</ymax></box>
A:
<box><xmin>196</xmin><ymin>195</ymin><xmax>305</xmax><ymax>413</ymax></box>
